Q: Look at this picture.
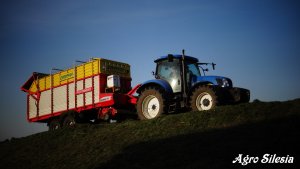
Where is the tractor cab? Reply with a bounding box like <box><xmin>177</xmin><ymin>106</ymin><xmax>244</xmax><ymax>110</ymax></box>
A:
<box><xmin>154</xmin><ymin>54</ymin><xmax>234</xmax><ymax>93</ymax></box>
<box><xmin>154</xmin><ymin>54</ymin><xmax>200</xmax><ymax>93</ymax></box>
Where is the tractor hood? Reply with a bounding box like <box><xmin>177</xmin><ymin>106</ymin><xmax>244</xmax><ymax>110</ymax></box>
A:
<box><xmin>193</xmin><ymin>75</ymin><xmax>233</xmax><ymax>88</ymax></box>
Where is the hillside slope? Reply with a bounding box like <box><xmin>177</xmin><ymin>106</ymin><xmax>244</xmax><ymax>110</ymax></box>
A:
<box><xmin>1</xmin><ymin>99</ymin><xmax>299</xmax><ymax>169</ymax></box>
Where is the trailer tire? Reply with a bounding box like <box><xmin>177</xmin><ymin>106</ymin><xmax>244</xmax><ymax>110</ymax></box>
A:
<box><xmin>48</xmin><ymin>119</ymin><xmax>61</xmax><ymax>131</ymax></box>
<box><xmin>63</xmin><ymin>115</ymin><xmax>76</xmax><ymax>128</ymax></box>
<box><xmin>190</xmin><ymin>86</ymin><xmax>217</xmax><ymax>111</ymax></box>
<box><xmin>137</xmin><ymin>87</ymin><xmax>167</xmax><ymax>120</ymax></box>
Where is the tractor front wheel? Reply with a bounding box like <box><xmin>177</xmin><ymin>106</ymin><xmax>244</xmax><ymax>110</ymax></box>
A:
<box><xmin>190</xmin><ymin>86</ymin><xmax>217</xmax><ymax>111</ymax></box>
<box><xmin>137</xmin><ymin>87</ymin><xmax>167</xmax><ymax>120</ymax></box>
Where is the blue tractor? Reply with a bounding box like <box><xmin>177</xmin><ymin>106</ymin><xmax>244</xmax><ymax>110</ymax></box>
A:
<box><xmin>136</xmin><ymin>50</ymin><xmax>250</xmax><ymax>120</ymax></box>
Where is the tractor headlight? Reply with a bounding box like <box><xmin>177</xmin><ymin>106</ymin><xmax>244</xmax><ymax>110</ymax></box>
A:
<box><xmin>217</xmin><ymin>78</ymin><xmax>231</xmax><ymax>88</ymax></box>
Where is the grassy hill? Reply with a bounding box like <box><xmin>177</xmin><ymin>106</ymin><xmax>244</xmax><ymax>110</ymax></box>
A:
<box><xmin>1</xmin><ymin>99</ymin><xmax>299</xmax><ymax>169</ymax></box>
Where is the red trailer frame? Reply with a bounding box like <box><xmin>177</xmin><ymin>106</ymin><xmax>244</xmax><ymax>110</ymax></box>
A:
<box><xmin>21</xmin><ymin>72</ymin><xmax>140</xmax><ymax>123</ymax></box>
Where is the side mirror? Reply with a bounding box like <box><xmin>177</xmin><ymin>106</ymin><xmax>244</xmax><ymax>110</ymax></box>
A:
<box><xmin>212</xmin><ymin>63</ymin><xmax>216</xmax><ymax>70</ymax></box>
<box><xmin>152</xmin><ymin>71</ymin><xmax>155</xmax><ymax>76</ymax></box>
<box><xmin>167</xmin><ymin>54</ymin><xmax>174</xmax><ymax>62</ymax></box>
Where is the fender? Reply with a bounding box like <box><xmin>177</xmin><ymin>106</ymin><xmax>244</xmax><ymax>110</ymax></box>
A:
<box><xmin>136</xmin><ymin>79</ymin><xmax>173</xmax><ymax>95</ymax></box>
<box><xmin>188</xmin><ymin>75</ymin><xmax>232</xmax><ymax>96</ymax></box>
<box><xmin>188</xmin><ymin>81</ymin><xmax>213</xmax><ymax>96</ymax></box>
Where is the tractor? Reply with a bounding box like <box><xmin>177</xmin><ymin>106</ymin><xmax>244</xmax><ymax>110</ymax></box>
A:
<box><xmin>136</xmin><ymin>50</ymin><xmax>250</xmax><ymax>120</ymax></box>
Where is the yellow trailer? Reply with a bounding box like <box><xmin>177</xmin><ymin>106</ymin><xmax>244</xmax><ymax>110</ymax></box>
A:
<box><xmin>26</xmin><ymin>58</ymin><xmax>131</xmax><ymax>93</ymax></box>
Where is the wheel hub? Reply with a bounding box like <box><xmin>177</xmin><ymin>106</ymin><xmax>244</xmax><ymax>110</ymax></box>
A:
<box><xmin>196</xmin><ymin>92</ymin><xmax>213</xmax><ymax>111</ymax></box>
<box><xmin>151</xmin><ymin>104</ymin><xmax>157</xmax><ymax>111</ymax></box>
<box><xmin>202</xmin><ymin>99</ymin><xmax>210</xmax><ymax>107</ymax></box>
<box><xmin>142</xmin><ymin>95</ymin><xmax>160</xmax><ymax>119</ymax></box>
<box><xmin>68</xmin><ymin>121</ymin><xmax>75</xmax><ymax>126</ymax></box>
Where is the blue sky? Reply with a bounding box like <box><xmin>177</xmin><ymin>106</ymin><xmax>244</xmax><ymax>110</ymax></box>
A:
<box><xmin>1</xmin><ymin>0</ymin><xmax>300</xmax><ymax>141</ymax></box>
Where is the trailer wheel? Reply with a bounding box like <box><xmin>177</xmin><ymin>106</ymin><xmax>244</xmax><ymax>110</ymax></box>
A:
<box><xmin>190</xmin><ymin>86</ymin><xmax>217</xmax><ymax>111</ymax></box>
<box><xmin>63</xmin><ymin>115</ymin><xmax>76</xmax><ymax>128</ymax></box>
<box><xmin>48</xmin><ymin>119</ymin><xmax>61</xmax><ymax>131</ymax></box>
<box><xmin>137</xmin><ymin>87</ymin><xmax>167</xmax><ymax>120</ymax></box>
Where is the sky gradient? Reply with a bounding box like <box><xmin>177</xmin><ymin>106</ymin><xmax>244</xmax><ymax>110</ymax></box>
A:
<box><xmin>1</xmin><ymin>0</ymin><xmax>300</xmax><ymax>141</ymax></box>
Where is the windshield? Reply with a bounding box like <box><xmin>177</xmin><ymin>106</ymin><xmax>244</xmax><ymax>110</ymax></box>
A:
<box><xmin>187</xmin><ymin>62</ymin><xmax>201</xmax><ymax>77</ymax></box>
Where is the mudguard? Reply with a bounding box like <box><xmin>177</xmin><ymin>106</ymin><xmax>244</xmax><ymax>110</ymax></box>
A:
<box><xmin>136</xmin><ymin>79</ymin><xmax>173</xmax><ymax>95</ymax></box>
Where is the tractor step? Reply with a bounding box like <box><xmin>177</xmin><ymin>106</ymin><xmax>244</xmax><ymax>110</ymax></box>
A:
<box><xmin>168</xmin><ymin>103</ymin><xmax>177</xmax><ymax>113</ymax></box>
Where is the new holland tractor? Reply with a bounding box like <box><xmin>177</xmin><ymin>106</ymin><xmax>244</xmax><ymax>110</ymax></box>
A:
<box><xmin>136</xmin><ymin>50</ymin><xmax>250</xmax><ymax>120</ymax></box>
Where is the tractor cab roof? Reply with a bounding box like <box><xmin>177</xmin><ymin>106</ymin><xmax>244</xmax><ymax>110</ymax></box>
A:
<box><xmin>154</xmin><ymin>54</ymin><xmax>199</xmax><ymax>63</ymax></box>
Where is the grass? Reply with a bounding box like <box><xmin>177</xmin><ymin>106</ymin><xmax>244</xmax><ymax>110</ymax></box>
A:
<box><xmin>1</xmin><ymin>99</ymin><xmax>299</xmax><ymax>169</ymax></box>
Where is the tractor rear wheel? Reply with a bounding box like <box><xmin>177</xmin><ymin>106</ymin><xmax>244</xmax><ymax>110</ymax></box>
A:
<box><xmin>190</xmin><ymin>86</ymin><xmax>217</xmax><ymax>111</ymax></box>
<box><xmin>137</xmin><ymin>87</ymin><xmax>167</xmax><ymax>120</ymax></box>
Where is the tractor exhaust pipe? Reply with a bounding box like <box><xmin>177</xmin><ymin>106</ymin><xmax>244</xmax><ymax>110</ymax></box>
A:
<box><xmin>181</xmin><ymin>49</ymin><xmax>187</xmax><ymax>103</ymax></box>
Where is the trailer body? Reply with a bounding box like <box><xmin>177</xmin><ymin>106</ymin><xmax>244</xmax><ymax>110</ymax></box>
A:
<box><xmin>21</xmin><ymin>58</ymin><xmax>136</xmax><ymax>126</ymax></box>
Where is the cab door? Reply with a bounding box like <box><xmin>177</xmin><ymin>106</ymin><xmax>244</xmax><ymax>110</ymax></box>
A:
<box><xmin>156</xmin><ymin>59</ymin><xmax>182</xmax><ymax>93</ymax></box>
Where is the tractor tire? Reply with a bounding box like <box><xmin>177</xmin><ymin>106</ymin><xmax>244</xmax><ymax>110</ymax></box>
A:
<box><xmin>48</xmin><ymin>119</ymin><xmax>61</xmax><ymax>131</ymax></box>
<box><xmin>190</xmin><ymin>86</ymin><xmax>217</xmax><ymax>111</ymax></box>
<box><xmin>63</xmin><ymin>115</ymin><xmax>76</xmax><ymax>128</ymax></box>
<box><xmin>137</xmin><ymin>87</ymin><xmax>167</xmax><ymax>120</ymax></box>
